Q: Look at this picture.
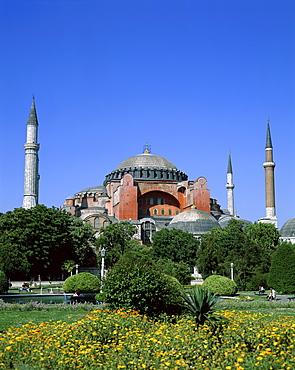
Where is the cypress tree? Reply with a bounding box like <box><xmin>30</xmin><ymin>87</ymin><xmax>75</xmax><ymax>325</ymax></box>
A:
<box><xmin>268</xmin><ymin>242</ymin><xmax>295</xmax><ymax>294</ymax></box>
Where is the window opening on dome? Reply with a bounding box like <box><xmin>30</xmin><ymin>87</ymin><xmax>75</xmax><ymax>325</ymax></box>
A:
<box><xmin>176</xmin><ymin>210</ymin><xmax>179</xmax><ymax>215</ymax></box>
<box><xmin>168</xmin><ymin>209</ymin><xmax>172</xmax><ymax>215</ymax></box>
<box><xmin>153</xmin><ymin>209</ymin><xmax>158</xmax><ymax>215</ymax></box>
<box><xmin>161</xmin><ymin>209</ymin><xmax>165</xmax><ymax>215</ymax></box>
<box><xmin>103</xmin><ymin>220</ymin><xmax>109</xmax><ymax>228</ymax></box>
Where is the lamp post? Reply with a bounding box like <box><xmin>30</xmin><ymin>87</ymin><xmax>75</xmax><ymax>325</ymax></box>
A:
<box><xmin>101</xmin><ymin>248</ymin><xmax>106</xmax><ymax>281</ymax></box>
<box><xmin>230</xmin><ymin>262</ymin><xmax>234</xmax><ymax>281</ymax></box>
<box><xmin>75</xmin><ymin>264</ymin><xmax>79</xmax><ymax>275</ymax></box>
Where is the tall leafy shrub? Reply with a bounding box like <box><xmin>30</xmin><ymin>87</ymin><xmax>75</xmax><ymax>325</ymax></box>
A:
<box><xmin>102</xmin><ymin>251</ymin><xmax>184</xmax><ymax>316</ymax></box>
<box><xmin>268</xmin><ymin>242</ymin><xmax>295</xmax><ymax>294</ymax></box>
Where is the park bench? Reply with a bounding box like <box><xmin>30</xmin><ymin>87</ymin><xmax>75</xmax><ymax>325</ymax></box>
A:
<box><xmin>288</xmin><ymin>296</ymin><xmax>295</xmax><ymax>301</ymax></box>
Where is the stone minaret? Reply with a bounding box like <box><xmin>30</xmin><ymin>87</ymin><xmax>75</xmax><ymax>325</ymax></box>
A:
<box><xmin>259</xmin><ymin>120</ymin><xmax>277</xmax><ymax>227</ymax></box>
<box><xmin>226</xmin><ymin>151</ymin><xmax>235</xmax><ymax>216</ymax></box>
<box><xmin>22</xmin><ymin>97</ymin><xmax>40</xmax><ymax>209</ymax></box>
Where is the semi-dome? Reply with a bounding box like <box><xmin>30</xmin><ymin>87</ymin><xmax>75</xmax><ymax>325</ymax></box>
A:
<box><xmin>117</xmin><ymin>153</ymin><xmax>177</xmax><ymax>170</ymax></box>
<box><xmin>280</xmin><ymin>217</ymin><xmax>295</xmax><ymax>238</ymax></box>
<box><xmin>104</xmin><ymin>151</ymin><xmax>188</xmax><ymax>183</ymax></box>
<box><xmin>168</xmin><ymin>208</ymin><xmax>220</xmax><ymax>235</ymax></box>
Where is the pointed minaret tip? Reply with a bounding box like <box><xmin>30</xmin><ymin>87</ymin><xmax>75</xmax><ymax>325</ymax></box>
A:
<box><xmin>27</xmin><ymin>96</ymin><xmax>38</xmax><ymax>126</ymax></box>
<box><xmin>227</xmin><ymin>150</ymin><xmax>233</xmax><ymax>174</ymax></box>
<box><xmin>266</xmin><ymin>118</ymin><xmax>272</xmax><ymax>149</ymax></box>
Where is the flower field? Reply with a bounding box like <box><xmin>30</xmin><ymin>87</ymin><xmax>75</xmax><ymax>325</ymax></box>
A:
<box><xmin>0</xmin><ymin>308</ymin><xmax>295</xmax><ymax>369</ymax></box>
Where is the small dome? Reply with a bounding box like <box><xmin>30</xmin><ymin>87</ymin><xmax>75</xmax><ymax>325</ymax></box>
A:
<box><xmin>168</xmin><ymin>208</ymin><xmax>220</xmax><ymax>235</ymax></box>
<box><xmin>218</xmin><ymin>215</ymin><xmax>252</xmax><ymax>228</ymax></box>
<box><xmin>280</xmin><ymin>217</ymin><xmax>295</xmax><ymax>238</ymax></box>
<box><xmin>117</xmin><ymin>153</ymin><xmax>177</xmax><ymax>170</ymax></box>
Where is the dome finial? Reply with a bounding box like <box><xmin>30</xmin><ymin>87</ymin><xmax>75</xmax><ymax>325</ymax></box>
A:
<box><xmin>143</xmin><ymin>142</ymin><xmax>151</xmax><ymax>154</ymax></box>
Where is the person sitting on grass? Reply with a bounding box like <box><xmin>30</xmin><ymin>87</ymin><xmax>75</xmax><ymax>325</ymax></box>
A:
<box><xmin>267</xmin><ymin>287</ymin><xmax>276</xmax><ymax>300</ymax></box>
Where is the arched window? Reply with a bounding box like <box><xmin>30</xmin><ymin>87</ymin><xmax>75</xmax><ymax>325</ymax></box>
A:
<box><xmin>141</xmin><ymin>221</ymin><xmax>156</xmax><ymax>244</ymax></box>
<box><xmin>175</xmin><ymin>210</ymin><xmax>179</xmax><ymax>215</ymax></box>
<box><xmin>168</xmin><ymin>209</ymin><xmax>172</xmax><ymax>215</ymax></box>
<box><xmin>94</xmin><ymin>217</ymin><xmax>100</xmax><ymax>229</ymax></box>
<box><xmin>139</xmin><ymin>208</ymin><xmax>143</xmax><ymax>215</ymax></box>
<box><xmin>153</xmin><ymin>209</ymin><xmax>158</xmax><ymax>215</ymax></box>
<box><xmin>103</xmin><ymin>220</ymin><xmax>109</xmax><ymax>228</ymax></box>
<box><xmin>161</xmin><ymin>209</ymin><xmax>165</xmax><ymax>215</ymax></box>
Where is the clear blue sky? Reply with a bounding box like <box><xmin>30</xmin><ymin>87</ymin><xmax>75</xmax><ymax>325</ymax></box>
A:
<box><xmin>0</xmin><ymin>0</ymin><xmax>294</xmax><ymax>229</ymax></box>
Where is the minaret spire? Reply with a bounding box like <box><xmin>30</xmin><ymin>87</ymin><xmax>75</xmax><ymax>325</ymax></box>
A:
<box><xmin>226</xmin><ymin>150</ymin><xmax>235</xmax><ymax>216</ymax></box>
<box><xmin>22</xmin><ymin>97</ymin><xmax>40</xmax><ymax>209</ymax></box>
<box><xmin>259</xmin><ymin>119</ymin><xmax>277</xmax><ymax>227</ymax></box>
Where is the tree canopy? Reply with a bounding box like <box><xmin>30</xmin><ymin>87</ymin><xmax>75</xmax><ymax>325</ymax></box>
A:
<box><xmin>94</xmin><ymin>221</ymin><xmax>138</xmax><ymax>268</ymax></box>
<box><xmin>0</xmin><ymin>205</ymin><xmax>95</xmax><ymax>279</ymax></box>
<box><xmin>151</xmin><ymin>228</ymin><xmax>199</xmax><ymax>268</ymax></box>
<box><xmin>196</xmin><ymin>219</ymin><xmax>281</xmax><ymax>290</ymax></box>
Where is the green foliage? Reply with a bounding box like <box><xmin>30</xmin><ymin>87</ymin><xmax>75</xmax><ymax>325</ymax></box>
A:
<box><xmin>102</xmin><ymin>251</ymin><xmax>184</xmax><ymax>316</ymax></box>
<box><xmin>268</xmin><ymin>241</ymin><xmax>295</xmax><ymax>294</ymax></box>
<box><xmin>203</xmin><ymin>275</ymin><xmax>238</xmax><ymax>296</ymax></box>
<box><xmin>197</xmin><ymin>219</ymin><xmax>280</xmax><ymax>290</ymax></box>
<box><xmin>95</xmin><ymin>221</ymin><xmax>138</xmax><ymax>268</ymax></box>
<box><xmin>151</xmin><ymin>228</ymin><xmax>199</xmax><ymax>268</ymax></box>
<box><xmin>155</xmin><ymin>259</ymin><xmax>192</xmax><ymax>284</ymax></box>
<box><xmin>61</xmin><ymin>260</ymin><xmax>76</xmax><ymax>274</ymax></box>
<box><xmin>62</xmin><ymin>272</ymin><xmax>101</xmax><ymax>293</ymax></box>
<box><xmin>0</xmin><ymin>205</ymin><xmax>95</xmax><ymax>279</ymax></box>
<box><xmin>0</xmin><ymin>270</ymin><xmax>8</xmax><ymax>293</ymax></box>
<box><xmin>182</xmin><ymin>285</ymin><xmax>222</xmax><ymax>328</ymax></box>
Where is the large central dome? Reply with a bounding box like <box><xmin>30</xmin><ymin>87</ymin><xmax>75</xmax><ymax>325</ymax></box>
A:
<box><xmin>104</xmin><ymin>150</ymin><xmax>188</xmax><ymax>183</ymax></box>
<box><xmin>117</xmin><ymin>153</ymin><xmax>177</xmax><ymax>170</ymax></box>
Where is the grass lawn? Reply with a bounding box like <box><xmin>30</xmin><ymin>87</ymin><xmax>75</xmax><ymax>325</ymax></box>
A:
<box><xmin>0</xmin><ymin>309</ymin><xmax>92</xmax><ymax>332</ymax></box>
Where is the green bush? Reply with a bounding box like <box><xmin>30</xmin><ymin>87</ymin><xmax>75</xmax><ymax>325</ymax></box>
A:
<box><xmin>62</xmin><ymin>272</ymin><xmax>101</xmax><ymax>293</ymax></box>
<box><xmin>0</xmin><ymin>270</ymin><xmax>8</xmax><ymax>293</ymax></box>
<box><xmin>102</xmin><ymin>251</ymin><xmax>184</xmax><ymax>316</ymax></box>
<box><xmin>155</xmin><ymin>259</ymin><xmax>192</xmax><ymax>285</ymax></box>
<box><xmin>202</xmin><ymin>275</ymin><xmax>238</xmax><ymax>296</ymax></box>
<box><xmin>268</xmin><ymin>242</ymin><xmax>295</xmax><ymax>294</ymax></box>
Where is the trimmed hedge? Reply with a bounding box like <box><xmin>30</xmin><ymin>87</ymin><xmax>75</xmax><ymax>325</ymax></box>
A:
<box><xmin>202</xmin><ymin>274</ymin><xmax>238</xmax><ymax>296</ymax></box>
<box><xmin>62</xmin><ymin>272</ymin><xmax>101</xmax><ymax>293</ymax></box>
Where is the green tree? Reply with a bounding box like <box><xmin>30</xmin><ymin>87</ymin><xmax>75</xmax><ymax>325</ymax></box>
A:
<box><xmin>268</xmin><ymin>241</ymin><xmax>295</xmax><ymax>294</ymax></box>
<box><xmin>0</xmin><ymin>205</ymin><xmax>95</xmax><ymax>279</ymax></box>
<box><xmin>151</xmin><ymin>228</ymin><xmax>199</xmax><ymax>268</ymax></box>
<box><xmin>155</xmin><ymin>259</ymin><xmax>192</xmax><ymax>285</ymax></box>
<box><xmin>94</xmin><ymin>221</ymin><xmax>138</xmax><ymax>268</ymax></box>
<box><xmin>197</xmin><ymin>219</ymin><xmax>279</xmax><ymax>290</ymax></box>
<box><xmin>61</xmin><ymin>260</ymin><xmax>76</xmax><ymax>276</ymax></box>
<box><xmin>102</xmin><ymin>251</ymin><xmax>184</xmax><ymax>316</ymax></box>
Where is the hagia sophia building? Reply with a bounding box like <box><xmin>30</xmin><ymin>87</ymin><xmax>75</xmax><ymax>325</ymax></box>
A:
<box><xmin>22</xmin><ymin>98</ymin><xmax>295</xmax><ymax>245</ymax></box>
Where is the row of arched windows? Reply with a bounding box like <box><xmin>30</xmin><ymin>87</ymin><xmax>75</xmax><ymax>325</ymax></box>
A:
<box><xmin>139</xmin><ymin>209</ymin><xmax>179</xmax><ymax>216</ymax></box>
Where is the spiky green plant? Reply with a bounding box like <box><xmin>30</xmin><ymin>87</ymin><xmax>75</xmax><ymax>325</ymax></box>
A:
<box><xmin>182</xmin><ymin>285</ymin><xmax>222</xmax><ymax>329</ymax></box>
